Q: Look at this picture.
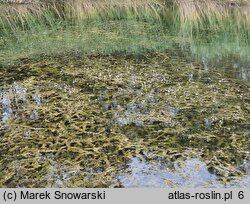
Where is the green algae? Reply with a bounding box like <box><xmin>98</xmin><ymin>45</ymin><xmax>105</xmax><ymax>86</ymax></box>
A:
<box><xmin>0</xmin><ymin>53</ymin><xmax>249</xmax><ymax>187</ymax></box>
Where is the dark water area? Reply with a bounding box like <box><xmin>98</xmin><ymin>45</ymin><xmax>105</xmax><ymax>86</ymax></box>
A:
<box><xmin>0</xmin><ymin>52</ymin><xmax>249</xmax><ymax>187</ymax></box>
<box><xmin>200</xmin><ymin>57</ymin><xmax>250</xmax><ymax>83</ymax></box>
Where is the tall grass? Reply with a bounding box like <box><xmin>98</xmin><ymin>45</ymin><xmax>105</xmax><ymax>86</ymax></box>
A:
<box><xmin>1</xmin><ymin>0</ymin><xmax>249</xmax><ymax>36</ymax></box>
<box><xmin>175</xmin><ymin>0</ymin><xmax>250</xmax><ymax>37</ymax></box>
<box><xmin>0</xmin><ymin>0</ymin><xmax>249</xmax><ymax>64</ymax></box>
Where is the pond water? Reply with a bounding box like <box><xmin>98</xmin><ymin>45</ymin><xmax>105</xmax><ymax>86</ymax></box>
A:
<box><xmin>0</xmin><ymin>52</ymin><xmax>249</xmax><ymax>187</ymax></box>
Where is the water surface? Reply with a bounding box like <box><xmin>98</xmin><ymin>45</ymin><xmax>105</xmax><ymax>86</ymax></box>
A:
<box><xmin>0</xmin><ymin>52</ymin><xmax>249</xmax><ymax>187</ymax></box>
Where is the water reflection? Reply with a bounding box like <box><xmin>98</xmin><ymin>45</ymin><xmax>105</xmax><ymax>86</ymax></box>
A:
<box><xmin>118</xmin><ymin>156</ymin><xmax>250</xmax><ymax>188</ymax></box>
<box><xmin>0</xmin><ymin>82</ymin><xmax>26</xmax><ymax>122</ymax></box>
<box><xmin>118</xmin><ymin>157</ymin><xmax>222</xmax><ymax>188</ymax></box>
<box><xmin>193</xmin><ymin>54</ymin><xmax>250</xmax><ymax>83</ymax></box>
<box><xmin>0</xmin><ymin>53</ymin><xmax>249</xmax><ymax>187</ymax></box>
<box><xmin>213</xmin><ymin>60</ymin><xmax>250</xmax><ymax>82</ymax></box>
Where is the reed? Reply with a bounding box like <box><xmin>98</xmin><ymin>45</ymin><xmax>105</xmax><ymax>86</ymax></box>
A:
<box><xmin>1</xmin><ymin>0</ymin><xmax>249</xmax><ymax>35</ymax></box>
<box><xmin>175</xmin><ymin>0</ymin><xmax>250</xmax><ymax>37</ymax></box>
<box><xmin>0</xmin><ymin>0</ymin><xmax>249</xmax><ymax>64</ymax></box>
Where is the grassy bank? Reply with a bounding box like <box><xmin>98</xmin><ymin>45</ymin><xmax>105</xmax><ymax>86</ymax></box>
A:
<box><xmin>0</xmin><ymin>0</ymin><xmax>250</xmax><ymax>64</ymax></box>
<box><xmin>1</xmin><ymin>0</ymin><xmax>249</xmax><ymax>34</ymax></box>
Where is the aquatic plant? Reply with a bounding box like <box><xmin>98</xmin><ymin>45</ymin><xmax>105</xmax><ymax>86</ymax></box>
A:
<box><xmin>0</xmin><ymin>53</ymin><xmax>249</xmax><ymax>187</ymax></box>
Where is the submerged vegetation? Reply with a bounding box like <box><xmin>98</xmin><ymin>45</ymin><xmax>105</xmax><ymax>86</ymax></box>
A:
<box><xmin>0</xmin><ymin>0</ymin><xmax>250</xmax><ymax>187</ymax></box>
<box><xmin>0</xmin><ymin>53</ymin><xmax>249</xmax><ymax>187</ymax></box>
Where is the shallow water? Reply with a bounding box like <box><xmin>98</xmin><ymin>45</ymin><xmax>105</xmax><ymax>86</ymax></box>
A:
<box><xmin>0</xmin><ymin>53</ymin><xmax>249</xmax><ymax>187</ymax></box>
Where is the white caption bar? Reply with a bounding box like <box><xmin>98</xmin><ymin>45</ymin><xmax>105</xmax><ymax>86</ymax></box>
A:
<box><xmin>0</xmin><ymin>188</ymin><xmax>249</xmax><ymax>204</ymax></box>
